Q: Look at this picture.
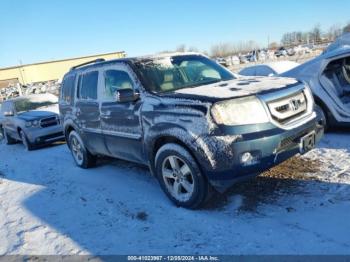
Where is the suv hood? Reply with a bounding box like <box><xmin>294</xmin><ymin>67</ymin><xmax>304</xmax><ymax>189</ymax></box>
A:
<box><xmin>170</xmin><ymin>76</ymin><xmax>299</xmax><ymax>101</ymax></box>
<box><xmin>18</xmin><ymin>109</ymin><xmax>58</xmax><ymax>121</ymax></box>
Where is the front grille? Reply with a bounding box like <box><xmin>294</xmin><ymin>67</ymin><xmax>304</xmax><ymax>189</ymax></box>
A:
<box><xmin>267</xmin><ymin>91</ymin><xmax>308</xmax><ymax>125</ymax></box>
<box><xmin>40</xmin><ymin>116</ymin><xmax>59</xmax><ymax>128</ymax></box>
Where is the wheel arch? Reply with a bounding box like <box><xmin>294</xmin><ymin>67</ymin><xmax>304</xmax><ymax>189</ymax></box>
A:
<box><xmin>63</xmin><ymin>119</ymin><xmax>78</xmax><ymax>145</ymax></box>
<box><xmin>313</xmin><ymin>95</ymin><xmax>334</xmax><ymax>124</ymax></box>
<box><xmin>149</xmin><ymin>134</ymin><xmax>206</xmax><ymax>180</ymax></box>
<box><xmin>17</xmin><ymin>126</ymin><xmax>22</xmax><ymax>137</ymax></box>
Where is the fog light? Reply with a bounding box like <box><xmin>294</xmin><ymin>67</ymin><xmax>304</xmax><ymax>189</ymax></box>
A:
<box><xmin>240</xmin><ymin>151</ymin><xmax>260</xmax><ymax>166</ymax></box>
<box><xmin>241</xmin><ymin>152</ymin><xmax>253</xmax><ymax>163</ymax></box>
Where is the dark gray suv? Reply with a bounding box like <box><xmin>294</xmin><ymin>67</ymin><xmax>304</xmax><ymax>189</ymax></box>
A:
<box><xmin>59</xmin><ymin>53</ymin><xmax>323</xmax><ymax>208</ymax></box>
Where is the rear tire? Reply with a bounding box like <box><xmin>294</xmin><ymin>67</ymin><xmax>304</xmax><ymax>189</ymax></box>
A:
<box><xmin>4</xmin><ymin>129</ymin><xmax>16</xmax><ymax>145</ymax></box>
<box><xmin>20</xmin><ymin>130</ymin><xmax>34</xmax><ymax>151</ymax></box>
<box><xmin>68</xmin><ymin>130</ymin><xmax>96</xmax><ymax>168</ymax></box>
<box><xmin>155</xmin><ymin>143</ymin><xmax>212</xmax><ymax>209</ymax></box>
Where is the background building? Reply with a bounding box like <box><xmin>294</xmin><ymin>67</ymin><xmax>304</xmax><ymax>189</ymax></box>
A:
<box><xmin>0</xmin><ymin>51</ymin><xmax>126</xmax><ymax>88</ymax></box>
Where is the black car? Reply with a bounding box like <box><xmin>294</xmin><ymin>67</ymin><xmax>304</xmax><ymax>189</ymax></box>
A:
<box><xmin>59</xmin><ymin>53</ymin><xmax>322</xmax><ymax>208</ymax></box>
<box><xmin>1</xmin><ymin>94</ymin><xmax>64</xmax><ymax>150</ymax></box>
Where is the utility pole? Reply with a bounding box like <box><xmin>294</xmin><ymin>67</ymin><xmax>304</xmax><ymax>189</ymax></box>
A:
<box><xmin>17</xmin><ymin>60</ymin><xmax>25</xmax><ymax>95</ymax></box>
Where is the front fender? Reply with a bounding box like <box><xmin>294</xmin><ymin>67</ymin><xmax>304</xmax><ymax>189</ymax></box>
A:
<box><xmin>143</xmin><ymin>122</ymin><xmax>216</xmax><ymax>180</ymax></box>
<box><xmin>144</xmin><ymin>122</ymin><xmax>197</xmax><ymax>160</ymax></box>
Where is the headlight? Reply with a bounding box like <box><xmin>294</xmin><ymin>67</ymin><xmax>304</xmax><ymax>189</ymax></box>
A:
<box><xmin>25</xmin><ymin>120</ymin><xmax>39</xmax><ymax>128</ymax></box>
<box><xmin>303</xmin><ymin>83</ymin><xmax>315</xmax><ymax>112</ymax></box>
<box><xmin>32</xmin><ymin>120</ymin><xmax>39</xmax><ymax>127</ymax></box>
<box><xmin>211</xmin><ymin>96</ymin><xmax>269</xmax><ymax>125</ymax></box>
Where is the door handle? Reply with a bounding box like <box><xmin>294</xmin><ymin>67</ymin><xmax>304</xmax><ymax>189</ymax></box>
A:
<box><xmin>100</xmin><ymin>115</ymin><xmax>111</xmax><ymax>119</ymax></box>
<box><xmin>100</xmin><ymin>110</ymin><xmax>111</xmax><ymax>119</ymax></box>
<box><xmin>75</xmin><ymin>108</ymin><xmax>81</xmax><ymax>116</ymax></box>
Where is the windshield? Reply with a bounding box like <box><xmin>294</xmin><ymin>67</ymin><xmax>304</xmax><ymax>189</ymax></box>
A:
<box><xmin>135</xmin><ymin>55</ymin><xmax>235</xmax><ymax>93</ymax></box>
<box><xmin>15</xmin><ymin>95</ymin><xmax>58</xmax><ymax>113</ymax></box>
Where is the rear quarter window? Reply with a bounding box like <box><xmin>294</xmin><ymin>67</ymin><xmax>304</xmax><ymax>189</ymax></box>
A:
<box><xmin>61</xmin><ymin>74</ymin><xmax>76</xmax><ymax>104</ymax></box>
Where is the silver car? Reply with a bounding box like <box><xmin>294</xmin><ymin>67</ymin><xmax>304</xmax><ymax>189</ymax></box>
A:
<box><xmin>282</xmin><ymin>33</ymin><xmax>350</xmax><ymax>129</ymax></box>
<box><xmin>1</xmin><ymin>94</ymin><xmax>64</xmax><ymax>150</ymax></box>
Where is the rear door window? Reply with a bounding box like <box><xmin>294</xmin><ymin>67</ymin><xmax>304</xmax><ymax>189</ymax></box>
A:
<box><xmin>78</xmin><ymin>71</ymin><xmax>99</xmax><ymax>100</ymax></box>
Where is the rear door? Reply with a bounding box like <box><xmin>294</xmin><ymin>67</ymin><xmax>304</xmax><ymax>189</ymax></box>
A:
<box><xmin>99</xmin><ymin>64</ymin><xmax>144</xmax><ymax>163</ymax></box>
<box><xmin>75</xmin><ymin>69</ymin><xmax>107</xmax><ymax>155</ymax></box>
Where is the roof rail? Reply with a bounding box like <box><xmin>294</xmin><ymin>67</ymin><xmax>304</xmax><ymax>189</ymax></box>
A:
<box><xmin>70</xmin><ymin>58</ymin><xmax>106</xmax><ymax>71</ymax></box>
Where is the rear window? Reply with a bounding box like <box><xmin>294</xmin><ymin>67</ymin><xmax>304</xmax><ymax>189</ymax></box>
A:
<box><xmin>61</xmin><ymin>74</ymin><xmax>76</xmax><ymax>104</ymax></box>
<box><xmin>78</xmin><ymin>71</ymin><xmax>98</xmax><ymax>100</ymax></box>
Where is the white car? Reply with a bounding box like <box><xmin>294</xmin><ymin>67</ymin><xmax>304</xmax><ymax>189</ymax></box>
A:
<box><xmin>239</xmin><ymin>61</ymin><xmax>300</xmax><ymax>77</ymax></box>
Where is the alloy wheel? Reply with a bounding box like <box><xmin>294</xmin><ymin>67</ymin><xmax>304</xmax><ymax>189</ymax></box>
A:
<box><xmin>71</xmin><ymin>136</ymin><xmax>84</xmax><ymax>165</ymax></box>
<box><xmin>20</xmin><ymin>131</ymin><xmax>29</xmax><ymax>150</ymax></box>
<box><xmin>161</xmin><ymin>155</ymin><xmax>195</xmax><ymax>202</ymax></box>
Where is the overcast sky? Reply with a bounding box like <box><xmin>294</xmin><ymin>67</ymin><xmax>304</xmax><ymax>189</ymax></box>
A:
<box><xmin>0</xmin><ymin>0</ymin><xmax>349</xmax><ymax>67</ymax></box>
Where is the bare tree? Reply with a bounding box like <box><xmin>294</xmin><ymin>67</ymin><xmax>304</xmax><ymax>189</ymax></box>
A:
<box><xmin>188</xmin><ymin>46</ymin><xmax>199</xmax><ymax>52</ymax></box>
<box><xmin>268</xmin><ymin>42</ymin><xmax>279</xmax><ymax>49</ymax></box>
<box><xmin>310</xmin><ymin>24</ymin><xmax>322</xmax><ymax>43</ymax></box>
<box><xmin>328</xmin><ymin>24</ymin><xmax>343</xmax><ymax>41</ymax></box>
<box><xmin>175</xmin><ymin>44</ymin><xmax>186</xmax><ymax>52</ymax></box>
<box><xmin>210</xmin><ymin>42</ymin><xmax>233</xmax><ymax>57</ymax></box>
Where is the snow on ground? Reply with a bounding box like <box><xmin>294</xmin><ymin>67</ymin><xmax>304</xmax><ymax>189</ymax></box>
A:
<box><xmin>0</xmin><ymin>131</ymin><xmax>350</xmax><ymax>255</ymax></box>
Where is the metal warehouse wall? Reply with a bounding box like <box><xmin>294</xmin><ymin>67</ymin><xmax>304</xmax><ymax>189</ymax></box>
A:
<box><xmin>0</xmin><ymin>51</ymin><xmax>126</xmax><ymax>86</ymax></box>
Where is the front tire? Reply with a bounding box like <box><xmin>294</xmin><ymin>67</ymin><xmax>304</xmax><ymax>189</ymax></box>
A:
<box><xmin>4</xmin><ymin>129</ymin><xmax>16</xmax><ymax>145</ymax></box>
<box><xmin>20</xmin><ymin>130</ymin><xmax>34</xmax><ymax>151</ymax></box>
<box><xmin>155</xmin><ymin>143</ymin><xmax>212</xmax><ymax>209</ymax></box>
<box><xmin>68</xmin><ymin>130</ymin><xmax>96</xmax><ymax>168</ymax></box>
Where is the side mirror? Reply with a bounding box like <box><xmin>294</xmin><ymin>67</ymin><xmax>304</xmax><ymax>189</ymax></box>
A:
<box><xmin>3</xmin><ymin>111</ymin><xmax>14</xmax><ymax>117</ymax></box>
<box><xmin>115</xmin><ymin>89</ymin><xmax>140</xmax><ymax>103</ymax></box>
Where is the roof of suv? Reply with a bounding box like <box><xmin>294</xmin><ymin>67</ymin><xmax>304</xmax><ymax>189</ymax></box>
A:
<box><xmin>67</xmin><ymin>52</ymin><xmax>203</xmax><ymax>74</ymax></box>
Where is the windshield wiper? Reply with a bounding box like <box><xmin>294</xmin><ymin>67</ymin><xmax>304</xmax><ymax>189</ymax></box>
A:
<box><xmin>185</xmin><ymin>79</ymin><xmax>222</xmax><ymax>88</ymax></box>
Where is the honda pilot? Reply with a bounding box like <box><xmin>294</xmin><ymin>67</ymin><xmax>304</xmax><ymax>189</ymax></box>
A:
<box><xmin>59</xmin><ymin>53</ymin><xmax>323</xmax><ymax>209</ymax></box>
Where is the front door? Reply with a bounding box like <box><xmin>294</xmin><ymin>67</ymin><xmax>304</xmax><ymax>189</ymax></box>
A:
<box><xmin>99</xmin><ymin>64</ymin><xmax>144</xmax><ymax>163</ymax></box>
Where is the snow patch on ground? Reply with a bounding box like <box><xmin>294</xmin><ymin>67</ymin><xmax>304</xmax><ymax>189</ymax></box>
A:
<box><xmin>0</xmin><ymin>132</ymin><xmax>350</xmax><ymax>255</ymax></box>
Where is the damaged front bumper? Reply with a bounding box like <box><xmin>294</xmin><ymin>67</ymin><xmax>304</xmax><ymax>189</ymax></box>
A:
<box><xmin>192</xmin><ymin>117</ymin><xmax>324</xmax><ymax>192</ymax></box>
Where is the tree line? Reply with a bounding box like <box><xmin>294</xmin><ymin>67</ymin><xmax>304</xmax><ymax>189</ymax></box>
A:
<box><xmin>163</xmin><ymin>22</ymin><xmax>350</xmax><ymax>58</ymax></box>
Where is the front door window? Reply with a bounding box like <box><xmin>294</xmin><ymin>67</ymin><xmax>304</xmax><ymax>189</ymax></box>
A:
<box><xmin>104</xmin><ymin>70</ymin><xmax>134</xmax><ymax>101</ymax></box>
